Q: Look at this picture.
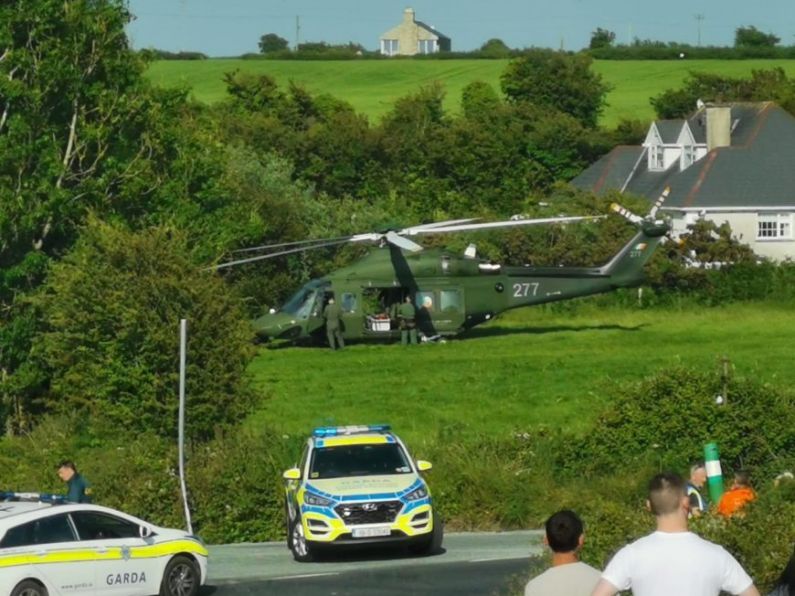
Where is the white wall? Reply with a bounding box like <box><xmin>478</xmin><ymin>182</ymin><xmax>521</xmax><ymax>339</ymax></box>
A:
<box><xmin>671</xmin><ymin>211</ymin><xmax>795</xmax><ymax>261</ymax></box>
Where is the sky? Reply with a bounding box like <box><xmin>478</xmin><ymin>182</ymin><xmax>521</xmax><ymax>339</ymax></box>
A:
<box><xmin>126</xmin><ymin>0</ymin><xmax>795</xmax><ymax>57</ymax></box>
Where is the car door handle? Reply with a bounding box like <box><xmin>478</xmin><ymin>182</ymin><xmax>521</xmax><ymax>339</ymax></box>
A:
<box><xmin>96</xmin><ymin>547</ymin><xmax>109</xmax><ymax>554</ymax></box>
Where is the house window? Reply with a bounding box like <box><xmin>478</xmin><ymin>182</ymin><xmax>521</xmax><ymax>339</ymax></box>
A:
<box><xmin>381</xmin><ymin>39</ymin><xmax>399</xmax><ymax>56</ymax></box>
<box><xmin>757</xmin><ymin>213</ymin><xmax>792</xmax><ymax>240</ymax></box>
<box><xmin>681</xmin><ymin>145</ymin><xmax>696</xmax><ymax>169</ymax></box>
<box><xmin>649</xmin><ymin>145</ymin><xmax>664</xmax><ymax>171</ymax></box>
<box><xmin>417</xmin><ymin>39</ymin><xmax>436</xmax><ymax>54</ymax></box>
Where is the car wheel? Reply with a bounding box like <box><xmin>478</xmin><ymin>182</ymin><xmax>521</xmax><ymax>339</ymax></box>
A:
<box><xmin>289</xmin><ymin>515</ymin><xmax>315</xmax><ymax>562</ymax></box>
<box><xmin>159</xmin><ymin>554</ymin><xmax>200</xmax><ymax>596</ymax></box>
<box><xmin>409</xmin><ymin>512</ymin><xmax>444</xmax><ymax>556</ymax></box>
<box><xmin>11</xmin><ymin>581</ymin><xmax>48</xmax><ymax>596</ymax></box>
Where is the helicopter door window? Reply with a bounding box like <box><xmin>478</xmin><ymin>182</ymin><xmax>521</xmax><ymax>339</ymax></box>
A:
<box><xmin>341</xmin><ymin>293</ymin><xmax>357</xmax><ymax>313</ymax></box>
<box><xmin>440</xmin><ymin>289</ymin><xmax>462</xmax><ymax>313</ymax></box>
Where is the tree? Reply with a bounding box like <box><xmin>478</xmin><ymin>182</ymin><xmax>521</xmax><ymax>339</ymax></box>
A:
<box><xmin>500</xmin><ymin>50</ymin><xmax>611</xmax><ymax>128</ymax></box>
<box><xmin>651</xmin><ymin>69</ymin><xmax>795</xmax><ymax>119</ymax></box>
<box><xmin>33</xmin><ymin>218</ymin><xmax>255</xmax><ymax>440</ymax></box>
<box><xmin>479</xmin><ymin>38</ymin><xmax>511</xmax><ymax>57</ymax></box>
<box><xmin>258</xmin><ymin>33</ymin><xmax>289</xmax><ymax>54</ymax></box>
<box><xmin>0</xmin><ymin>0</ymin><xmax>172</xmax><ymax>433</ymax></box>
<box><xmin>590</xmin><ymin>28</ymin><xmax>616</xmax><ymax>50</ymax></box>
<box><xmin>735</xmin><ymin>26</ymin><xmax>780</xmax><ymax>48</ymax></box>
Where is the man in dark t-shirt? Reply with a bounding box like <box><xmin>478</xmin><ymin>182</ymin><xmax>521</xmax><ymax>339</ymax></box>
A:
<box><xmin>57</xmin><ymin>460</ymin><xmax>92</xmax><ymax>503</ymax></box>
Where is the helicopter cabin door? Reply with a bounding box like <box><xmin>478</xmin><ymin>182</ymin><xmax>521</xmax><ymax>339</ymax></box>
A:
<box><xmin>414</xmin><ymin>287</ymin><xmax>465</xmax><ymax>336</ymax></box>
<box><xmin>337</xmin><ymin>290</ymin><xmax>363</xmax><ymax>339</ymax></box>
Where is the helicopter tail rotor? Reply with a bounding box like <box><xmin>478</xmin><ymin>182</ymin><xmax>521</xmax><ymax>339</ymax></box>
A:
<box><xmin>610</xmin><ymin>186</ymin><xmax>671</xmax><ymax>225</ymax></box>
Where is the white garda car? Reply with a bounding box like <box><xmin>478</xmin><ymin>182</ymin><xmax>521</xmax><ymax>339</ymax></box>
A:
<box><xmin>0</xmin><ymin>495</ymin><xmax>208</xmax><ymax>596</ymax></box>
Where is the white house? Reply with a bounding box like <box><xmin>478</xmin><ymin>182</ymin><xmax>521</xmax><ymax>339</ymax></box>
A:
<box><xmin>572</xmin><ymin>102</ymin><xmax>795</xmax><ymax>261</ymax></box>
<box><xmin>379</xmin><ymin>8</ymin><xmax>451</xmax><ymax>56</ymax></box>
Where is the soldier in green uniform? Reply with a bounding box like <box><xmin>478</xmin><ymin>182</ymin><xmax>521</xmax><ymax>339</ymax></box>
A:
<box><xmin>323</xmin><ymin>296</ymin><xmax>344</xmax><ymax>350</ymax></box>
<box><xmin>398</xmin><ymin>295</ymin><xmax>418</xmax><ymax>345</ymax></box>
<box><xmin>57</xmin><ymin>460</ymin><xmax>92</xmax><ymax>503</ymax></box>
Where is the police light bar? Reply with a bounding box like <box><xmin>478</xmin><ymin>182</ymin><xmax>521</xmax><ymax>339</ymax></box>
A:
<box><xmin>312</xmin><ymin>424</ymin><xmax>391</xmax><ymax>437</ymax></box>
<box><xmin>0</xmin><ymin>492</ymin><xmax>66</xmax><ymax>503</ymax></box>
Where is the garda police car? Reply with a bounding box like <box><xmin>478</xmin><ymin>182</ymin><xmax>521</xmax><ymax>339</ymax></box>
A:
<box><xmin>0</xmin><ymin>494</ymin><xmax>207</xmax><ymax>596</ymax></box>
<box><xmin>283</xmin><ymin>424</ymin><xmax>442</xmax><ymax>562</ymax></box>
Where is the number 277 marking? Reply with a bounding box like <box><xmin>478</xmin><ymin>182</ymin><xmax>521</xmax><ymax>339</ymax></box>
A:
<box><xmin>512</xmin><ymin>282</ymin><xmax>540</xmax><ymax>298</ymax></box>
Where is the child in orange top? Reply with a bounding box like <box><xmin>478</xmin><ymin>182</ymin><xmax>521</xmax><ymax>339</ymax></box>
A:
<box><xmin>717</xmin><ymin>470</ymin><xmax>756</xmax><ymax>517</ymax></box>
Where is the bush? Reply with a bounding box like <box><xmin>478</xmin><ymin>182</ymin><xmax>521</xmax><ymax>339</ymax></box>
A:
<box><xmin>32</xmin><ymin>218</ymin><xmax>256</xmax><ymax>440</ymax></box>
<box><xmin>559</xmin><ymin>367</ymin><xmax>795</xmax><ymax>481</ymax></box>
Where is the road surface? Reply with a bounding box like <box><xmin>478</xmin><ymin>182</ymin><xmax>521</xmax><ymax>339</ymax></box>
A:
<box><xmin>205</xmin><ymin>530</ymin><xmax>544</xmax><ymax>595</ymax></box>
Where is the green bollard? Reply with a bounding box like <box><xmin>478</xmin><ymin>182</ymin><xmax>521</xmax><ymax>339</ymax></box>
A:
<box><xmin>704</xmin><ymin>442</ymin><xmax>724</xmax><ymax>504</ymax></box>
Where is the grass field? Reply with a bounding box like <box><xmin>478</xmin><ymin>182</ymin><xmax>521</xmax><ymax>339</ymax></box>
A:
<box><xmin>246</xmin><ymin>302</ymin><xmax>795</xmax><ymax>443</ymax></box>
<box><xmin>146</xmin><ymin>59</ymin><xmax>795</xmax><ymax>126</ymax></box>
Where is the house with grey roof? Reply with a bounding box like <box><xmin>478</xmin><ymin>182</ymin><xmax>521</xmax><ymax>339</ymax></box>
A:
<box><xmin>379</xmin><ymin>8</ymin><xmax>451</xmax><ymax>56</ymax></box>
<box><xmin>572</xmin><ymin>102</ymin><xmax>795</xmax><ymax>260</ymax></box>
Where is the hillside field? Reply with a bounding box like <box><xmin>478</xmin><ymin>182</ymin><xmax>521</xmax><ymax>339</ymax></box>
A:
<box><xmin>146</xmin><ymin>59</ymin><xmax>795</xmax><ymax>126</ymax></box>
<box><xmin>246</xmin><ymin>301</ymin><xmax>795</xmax><ymax>443</ymax></box>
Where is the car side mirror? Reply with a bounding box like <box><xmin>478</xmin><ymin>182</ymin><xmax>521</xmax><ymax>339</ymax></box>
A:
<box><xmin>283</xmin><ymin>468</ymin><xmax>301</xmax><ymax>480</ymax></box>
<box><xmin>416</xmin><ymin>460</ymin><xmax>433</xmax><ymax>472</ymax></box>
<box><xmin>139</xmin><ymin>525</ymin><xmax>153</xmax><ymax>539</ymax></box>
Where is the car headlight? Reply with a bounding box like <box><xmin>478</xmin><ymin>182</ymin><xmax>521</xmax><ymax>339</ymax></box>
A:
<box><xmin>304</xmin><ymin>492</ymin><xmax>334</xmax><ymax>507</ymax></box>
<box><xmin>404</xmin><ymin>486</ymin><xmax>428</xmax><ymax>501</ymax></box>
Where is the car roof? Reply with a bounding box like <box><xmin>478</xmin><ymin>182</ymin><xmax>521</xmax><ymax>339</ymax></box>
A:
<box><xmin>0</xmin><ymin>502</ymin><xmax>148</xmax><ymax>532</ymax></box>
<box><xmin>0</xmin><ymin>501</ymin><xmax>55</xmax><ymax>520</ymax></box>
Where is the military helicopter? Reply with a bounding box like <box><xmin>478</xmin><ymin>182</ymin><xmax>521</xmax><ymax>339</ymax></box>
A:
<box><xmin>215</xmin><ymin>196</ymin><xmax>669</xmax><ymax>344</ymax></box>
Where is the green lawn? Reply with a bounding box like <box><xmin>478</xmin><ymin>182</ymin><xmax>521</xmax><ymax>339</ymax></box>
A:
<box><xmin>146</xmin><ymin>59</ymin><xmax>795</xmax><ymax>126</ymax></box>
<box><xmin>247</xmin><ymin>302</ymin><xmax>795</xmax><ymax>443</ymax></box>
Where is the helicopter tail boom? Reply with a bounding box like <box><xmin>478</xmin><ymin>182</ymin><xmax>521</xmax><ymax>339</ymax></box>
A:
<box><xmin>600</xmin><ymin>220</ymin><xmax>668</xmax><ymax>287</ymax></box>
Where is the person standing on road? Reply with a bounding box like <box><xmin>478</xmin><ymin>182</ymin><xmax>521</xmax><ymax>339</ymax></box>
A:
<box><xmin>57</xmin><ymin>460</ymin><xmax>92</xmax><ymax>503</ymax></box>
<box><xmin>398</xmin><ymin>295</ymin><xmax>417</xmax><ymax>345</ymax></box>
<box><xmin>323</xmin><ymin>296</ymin><xmax>344</xmax><ymax>350</ymax></box>
<box><xmin>524</xmin><ymin>509</ymin><xmax>601</xmax><ymax>596</ymax></box>
<box><xmin>591</xmin><ymin>471</ymin><xmax>760</xmax><ymax>596</ymax></box>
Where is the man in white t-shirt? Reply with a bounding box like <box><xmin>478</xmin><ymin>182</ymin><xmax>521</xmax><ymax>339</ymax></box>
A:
<box><xmin>591</xmin><ymin>472</ymin><xmax>760</xmax><ymax>596</ymax></box>
<box><xmin>525</xmin><ymin>509</ymin><xmax>601</xmax><ymax>596</ymax></box>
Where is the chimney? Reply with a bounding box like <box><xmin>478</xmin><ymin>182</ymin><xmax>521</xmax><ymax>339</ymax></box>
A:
<box><xmin>706</xmin><ymin>106</ymin><xmax>731</xmax><ymax>151</ymax></box>
<box><xmin>403</xmin><ymin>7</ymin><xmax>415</xmax><ymax>23</ymax></box>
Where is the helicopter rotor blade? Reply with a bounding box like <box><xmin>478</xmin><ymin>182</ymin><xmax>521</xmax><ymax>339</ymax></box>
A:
<box><xmin>649</xmin><ymin>186</ymin><xmax>671</xmax><ymax>219</ymax></box>
<box><xmin>399</xmin><ymin>218</ymin><xmax>480</xmax><ymax>235</ymax></box>
<box><xmin>212</xmin><ymin>238</ymin><xmax>353</xmax><ymax>270</ymax></box>
<box><xmin>409</xmin><ymin>215</ymin><xmax>604</xmax><ymax>234</ymax></box>
<box><xmin>610</xmin><ymin>203</ymin><xmax>644</xmax><ymax>224</ymax></box>
<box><xmin>231</xmin><ymin>235</ymin><xmax>355</xmax><ymax>254</ymax></box>
<box><xmin>385</xmin><ymin>230</ymin><xmax>424</xmax><ymax>252</ymax></box>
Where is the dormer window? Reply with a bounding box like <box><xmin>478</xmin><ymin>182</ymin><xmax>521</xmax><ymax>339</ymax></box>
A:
<box><xmin>649</xmin><ymin>145</ymin><xmax>664</xmax><ymax>171</ymax></box>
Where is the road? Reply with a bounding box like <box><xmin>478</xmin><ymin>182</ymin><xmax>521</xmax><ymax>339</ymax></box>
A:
<box><xmin>204</xmin><ymin>530</ymin><xmax>544</xmax><ymax>595</ymax></box>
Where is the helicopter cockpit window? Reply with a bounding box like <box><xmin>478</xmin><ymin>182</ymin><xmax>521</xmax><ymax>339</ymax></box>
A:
<box><xmin>340</xmin><ymin>293</ymin><xmax>357</xmax><ymax>313</ymax></box>
<box><xmin>440</xmin><ymin>289</ymin><xmax>462</xmax><ymax>313</ymax></box>
<box><xmin>281</xmin><ymin>287</ymin><xmax>319</xmax><ymax>319</ymax></box>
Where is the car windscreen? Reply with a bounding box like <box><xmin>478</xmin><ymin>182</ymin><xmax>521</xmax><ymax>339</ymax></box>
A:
<box><xmin>309</xmin><ymin>443</ymin><xmax>412</xmax><ymax>479</ymax></box>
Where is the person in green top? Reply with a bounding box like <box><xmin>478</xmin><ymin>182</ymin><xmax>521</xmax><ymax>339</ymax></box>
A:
<box><xmin>323</xmin><ymin>296</ymin><xmax>344</xmax><ymax>350</ymax></box>
<box><xmin>57</xmin><ymin>460</ymin><xmax>92</xmax><ymax>503</ymax></box>
<box><xmin>398</xmin><ymin>295</ymin><xmax>418</xmax><ymax>345</ymax></box>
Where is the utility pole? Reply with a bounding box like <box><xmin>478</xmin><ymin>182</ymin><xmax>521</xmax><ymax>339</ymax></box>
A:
<box><xmin>695</xmin><ymin>14</ymin><xmax>705</xmax><ymax>47</ymax></box>
<box><xmin>295</xmin><ymin>15</ymin><xmax>301</xmax><ymax>50</ymax></box>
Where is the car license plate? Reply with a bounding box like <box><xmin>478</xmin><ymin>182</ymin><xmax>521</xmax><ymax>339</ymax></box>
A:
<box><xmin>352</xmin><ymin>526</ymin><xmax>391</xmax><ymax>538</ymax></box>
